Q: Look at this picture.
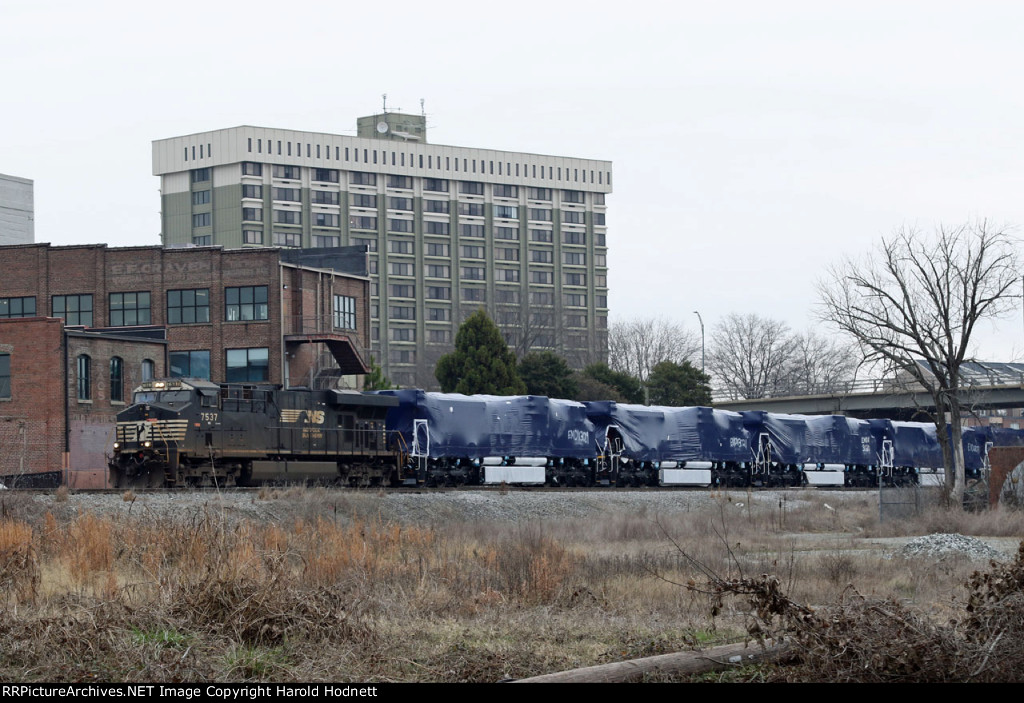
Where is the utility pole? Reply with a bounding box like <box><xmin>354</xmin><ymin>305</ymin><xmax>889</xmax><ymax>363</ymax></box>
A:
<box><xmin>693</xmin><ymin>310</ymin><xmax>705</xmax><ymax>373</ymax></box>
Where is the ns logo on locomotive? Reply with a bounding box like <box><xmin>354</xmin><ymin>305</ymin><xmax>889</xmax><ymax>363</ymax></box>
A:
<box><xmin>108</xmin><ymin>380</ymin><xmax>1023</xmax><ymax>489</ymax></box>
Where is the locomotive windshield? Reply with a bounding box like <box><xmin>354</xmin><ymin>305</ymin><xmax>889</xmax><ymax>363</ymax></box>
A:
<box><xmin>133</xmin><ymin>390</ymin><xmax>192</xmax><ymax>404</ymax></box>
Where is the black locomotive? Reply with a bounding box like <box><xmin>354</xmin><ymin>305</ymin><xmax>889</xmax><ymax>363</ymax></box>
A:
<box><xmin>109</xmin><ymin>379</ymin><xmax>404</xmax><ymax>489</ymax></box>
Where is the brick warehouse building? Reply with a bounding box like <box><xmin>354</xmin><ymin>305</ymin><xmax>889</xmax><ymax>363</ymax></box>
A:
<box><xmin>0</xmin><ymin>318</ymin><xmax>167</xmax><ymax>488</ymax></box>
<box><xmin>0</xmin><ymin>243</ymin><xmax>371</xmax><ymax>386</ymax></box>
<box><xmin>0</xmin><ymin>243</ymin><xmax>371</xmax><ymax>486</ymax></box>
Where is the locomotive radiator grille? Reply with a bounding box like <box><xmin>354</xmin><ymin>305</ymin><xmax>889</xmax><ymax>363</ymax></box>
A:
<box><xmin>115</xmin><ymin>420</ymin><xmax>190</xmax><ymax>444</ymax></box>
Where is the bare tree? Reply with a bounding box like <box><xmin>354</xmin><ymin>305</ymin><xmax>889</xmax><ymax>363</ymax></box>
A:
<box><xmin>707</xmin><ymin>313</ymin><xmax>798</xmax><ymax>400</ymax></box>
<box><xmin>608</xmin><ymin>317</ymin><xmax>701</xmax><ymax>382</ymax></box>
<box><xmin>818</xmin><ymin>222</ymin><xmax>1021</xmax><ymax>505</ymax></box>
<box><xmin>782</xmin><ymin>330</ymin><xmax>859</xmax><ymax>395</ymax></box>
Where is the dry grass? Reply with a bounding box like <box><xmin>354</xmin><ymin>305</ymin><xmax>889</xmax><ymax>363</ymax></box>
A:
<box><xmin>0</xmin><ymin>488</ymin><xmax>1020</xmax><ymax>682</ymax></box>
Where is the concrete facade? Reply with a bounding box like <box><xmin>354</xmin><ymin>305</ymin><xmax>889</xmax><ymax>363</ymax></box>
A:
<box><xmin>0</xmin><ymin>173</ymin><xmax>34</xmax><ymax>246</ymax></box>
<box><xmin>152</xmin><ymin>115</ymin><xmax>612</xmax><ymax>387</ymax></box>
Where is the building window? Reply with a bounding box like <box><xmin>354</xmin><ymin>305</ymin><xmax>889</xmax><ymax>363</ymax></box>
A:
<box><xmin>563</xmin><ymin>273</ymin><xmax>587</xmax><ymax>287</ymax></box>
<box><xmin>350</xmin><ymin>172</ymin><xmax>377</xmax><ymax>186</ymax></box>
<box><xmin>192</xmin><ymin>190</ymin><xmax>211</xmax><ymax>205</ymax></box>
<box><xmin>312</xmin><ymin>190</ymin><xmax>340</xmax><ymax>205</ymax></box>
<box><xmin>351</xmin><ymin>193</ymin><xmax>377</xmax><ymax>208</ymax></box>
<box><xmin>528</xmin><ymin>187</ymin><xmax>551</xmax><ymax>201</ymax></box>
<box><xmin>77</xmin><ymin>354</ymin><xmax>91</xmax><ymax>400</ymax></box>
<box><xmin>274</xmin><ymin>210</ymin><xmax>302</xmax><ymax>225</ymax></box>
<box><xmin>424</xmin><ymin>178</ymin><xmax>448</xmax><ymax>192</ymax></box>
<box><xmin>313</xmin><ymin>234</ymin><xmax>340</xmax><ymax>248</ymax></box>
<box><xmin>424</xmin><ymin>199</ymin><xmax>449</xmax><ymax>213</ymax></box>
<box><xmin>427</xmin><ymin>329</ymin><xmax>451</xmax><ymax>344</ymax></box>
<box><xmin>530</xmin><ymin>250</ymin><xmax>553</xmax><ymax>263</ymax></box>
<box><xmin>353</xmin><ymin>237</ymin><xmax>377</xmax><ymax>252</ymax></box>
<box><xmin>389</xmin><ymin>305</ymin><xmax>416</xmax><ymax>320</ymax></box>
<box><xmin>109</xmin><ymin>292</ymin><xmax>151</xmax><ymax>326</ymax></box>
<box><xmin>564</xmin><ymin>293</ymin><xmax>588</xmax><ymax>307</ymax></box>
<box><xmin>565</xmin><ymin>314</ymin><xmax>587</xmax><ymax>328</ymax></box>
<box><xmin>0</xmin><ymin>296</ymin><xmax>36</xmax><ymax>318</ymax></box>
<box><xmin>494</xmin><ymin>205</ymin><xmax>519</xmax><ymax>219</ymax></box>
<box><xmin>389</xmin><ymin>262</ymin><xmax>414</xmax><ymax>276</ymax></box>
<box><xmin>273</xmin><ymin>231</ymin><xmax>302</xmax><ymax>247</ymax></box>
<box><xmin>110</xmin><ymin>357</ymin><xmax>124</xmax><ymax>403</ymax></box>
<box><xmin>242</xmin><ymin>184</ymin><xmax>262</xmax><ymax>199</ymax></box>
<box><xmin>562</xmin><ymin>190</ymin><xmax>585</xmax><ymax>204</ymax></box>
<box><xmin>390</xmin><ymin>327</ymin><xmax>416</xmax><ymax>342</ymax></box>
<box><xmin>312</xmin><ymin>168</ymin><xmax>339</xmax><ymax>183</ymax></box>
<box><xmin>272</xmin><ymin>187</ymin><xmax>301</xmax><ymax>202</ymax></box>
<box><xmin>425</xmin><ymin>221</ymin><xmax>450</xmax><ymax>235</ymax></box>
<box><xmin>594</xmin><ymin>213</ymin><xmax>606</xmax><ymax>226</ymax></box>
<box><xmin>243</xmin><ymin>229</ymin><xmax>263</xmax><ymax>245</ymax></box>
<box><xmin>427</xmin><ymin>307</ymin><xmax>451</xmax><ymax>321</ymax></box>
<box><xmin>225</xmin><ymin>348</ymin><xmax>269</xmax><ymax>383</ymax></box>
<box><xmin>563</xmin><ymin>231</ymin><xmax>586</xmax><ymax>245</ymax></box>
<box><xmin>425</xmin><ymin>264</ymin><xmax>450</xmax><ymax>278</ymax></box>
<box><xmin>495</xmin><ymin>227</ymin><xmax>519</xmax><ymax>241</ymax></box>
<box><xmin>460</xmin><ymin>224</ymin><xmax>484</xmax><ymax>238</ymax></box>
<box><xmin>563</xmin><ymin>252</ymin><xmax>587</xmax><ymax>266</ymax></box>
<box><xmin>530</xmin><ymin>229</ymin><xmax>553</xmax><ymax>243</ymax></box>
<box><xmin>459</xmin><ymin>202</ymin><xmax>485</xmax><ymax>217</ymax></box>
<box><xmin>493</xmin><ymin>184</ymin><xmax>518</xmax><ymax>198</ymax></box>
<box><xmin>242</xmin><ymin>207</ymin><xmax>263</xmax><ymax>221</ymax></box>
<box><xmin>530</xmin><ymin>291</ymin><xmax>554</xmax><ymax>305</ymax></box>
<box><xmin>530</xmin><ymin>271</ymin><xmax>553</xmax><ymax>285</ymax></box>
<box><xmin>191</xmin><ymin>168</ymin><xmax>210</xmax><ymax>183</ymax></box>
<box><xmin>426</xmin><ymin>286</ymin><xmax>451</xmax><ymax>300</ymax></box>
<box><xmin>242</xmin><ymin>162</ymin><xmax>263</xmax><ymax>176</ymax></box>
<box><xmin>142</xmin><ymin>359</ymin><xmax>155</xmax><ymax>382</ymax></box>
<box><xmin>425</xmin><ymin>242</ymin><xmax>449</xmax><ymax>257</ymax></box>
<box><xmin>528</xmin><ymin>208</ymin><xmax>552</xmax><ymax>221</ymax></box>
<box><xmin>495</xmin><ymin>289</ymin><xmax>520</xmax><ymax>304</ymax></box>
<box><xmin>349</xmin><ymin>215</ymin><xmax>377</xmax><ymax>230</ymax></box>
<box><xmin>272</xmin><ymin>164</ymin><xmax>300</xmax><ymax>179</ymax></box>
<box><xmin>388</xmin><ymin>349</ymin><xmax>416</xmax><ymax>365</ymax></box>
<box><xmin>459</xmin><ymin>181</ymin><xmax>484</xmax><ymax>195</ymax></box>
<box><xmin>460</xmin><ymin>245</ymin><xmax>484</xmax><ymax>259</ymax></box>
<box><xmin>167</xmin><ymin>289</ymin><xmax>210</xmax><ymax>324</ymax></box>
<box><xmin>53</xmin><ymin>295</ymin><xmax>93</xmax><ymax>326</ymax></box>
<box><xmin>461</xmin><ymin>287</ymin><xmax>486</xmax><ymax>302</ymax></box>
<box><xmin>495</xmin><ymin>247</ymin><xmax>519</xmax><ymax>262</ymax></box>
<box><xmin>192</xmin><ymin>212</ymin><xmax>211</xmax><ymax>228</ymax></box>
<box><xmin>333</xmin><ymin>295</ymin><xmax>356</xmax><ymax>329</ymax></box>
<box><xmin>226</xmin><ymin>286</ymin><xmax>268</xmax><ymax>322</ymax></box>
<box><xmin>0</xmin><ymin>353</ymin><xmax>9</xmax><ymax>399</ymax></box>
<box><xmin>562</xmin><ymin>211</ymin><xmax>585</xmax><ymax>224</ymax></box>
<box><xmin>169</xmin><ymin>350</ymin><xmax>210</xmax><ymax>379</ymax></box>
<box><xmin>389</xmin><ymin>284</ymin><xmax>415</xmax><ymax>298</ymax></box>
<box><xmin>389</xmin><ymin>197</ymin><xmax>413</xmax><ymax>211</ymax></box>
<box><xmin>313</xmin><ymin>213</ymin><xmax>340</xmax><ymax>227</ymax></box>
<box><xmin>192</xmin><ymin>235</ymin><xmax>212</xmax><ymax>246</ymax></box>
<box><xmin>388</xmin><ymin>218</ymin><xmax>414</xmax><ymax>233</ymax></box>
<box><xmin>495</xmin><ymin>268</ymin><xmax>519</xmax><ymax>282</ymax></box>
<box><xmin>387</xmin><ymin>175</ymin><xmax>413</xmax><ymax>189</ymax></box>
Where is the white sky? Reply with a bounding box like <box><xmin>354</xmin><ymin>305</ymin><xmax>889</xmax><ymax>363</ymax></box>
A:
<box><xmin>3</xmin><ymin>0</ymin><xmax>1023</xmax><ymax>362</ymax></box>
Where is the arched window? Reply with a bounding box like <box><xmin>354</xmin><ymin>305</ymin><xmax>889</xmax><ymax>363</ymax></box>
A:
<box><xmin>142</xmin><ymin>359</ymin><xmax>155</xmax><ymax>382</ymax></box>
<box><xmin>77</xmin><ymin>355</ymin><xmax>91</xmax><ymax>401</ymax></box>
<box><xmin>110</xmin><ymin>357</ymin><xmax>123</xmax><ymax>403</ymax></box>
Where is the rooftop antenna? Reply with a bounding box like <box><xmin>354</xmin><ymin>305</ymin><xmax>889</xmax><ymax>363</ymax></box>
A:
<box><xmin>382</xmin><ymin>93</ymin><xmax>387</xmax><ymax>114</ymax></box>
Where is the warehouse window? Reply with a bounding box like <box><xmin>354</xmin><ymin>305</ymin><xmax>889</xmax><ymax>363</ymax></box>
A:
<box><xmin>142</xmin><ymin>359</ymin><xmax>155</xmax><ymax>383</ymax></box>
<box><xmin>110</xmin><ymin>357</ymin><xmax>124</xmax><ymax>403</ymax></box>
<box><xmin>0</xmin><ymin>296</ymin><xmax>36</xmax><ymax>318</ymax></box>
<box><xmin>77</xmin><ymin>355</ymin><xmax>91</xmax><ymax>401</ymax></box>
<box><xmin>169</xmin><ymin>350</ymin><xmax>210</xmax><ymax>380</ymax></box>
<box><xmin>226</xmin><ymin>348</ymin><xmax>269</xmax><ymax>383</ymax></box>
<box><xmin>225</xmin><ymin>286</ymin><xmax>268</xmax><ymax>322</ymax></box>
<box><xmin>0</xmin><ymin>353</ymin><xmax>10</xmax><ymax>399</ymax></box>
<box><xmin>333</xmin><ymin>295</ymin><xmax>356</xmax><ymax>330</ymax></box>
<box><xmin>167</xmin><ymin>289</ymin><xmax>210</xmax><ymax>325</ymax></box>
<box><xmin>52</xmin><ymin>295</ymin><xmax>93</xmax><ymax>326</ymax></box>
<box><xmin>109</xmin><ymin>292</ymin><xmax>151</xmax><ymax>326</ymax></box>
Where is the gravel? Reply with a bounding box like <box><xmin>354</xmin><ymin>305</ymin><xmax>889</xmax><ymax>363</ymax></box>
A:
<box><xmin>892</xmin><ymin>533</ymin><xmax>1008</xmax><ymax>562</ymax></box>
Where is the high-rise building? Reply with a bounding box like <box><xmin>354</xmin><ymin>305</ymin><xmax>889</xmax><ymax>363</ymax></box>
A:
<box><xmin>153</xmin><ymin>114</ymin><xmax>611</xmax><ymax>387</ymax></box>
<box><xmin>0</xmin><ymin>173</ymin><xmax>34</xmax><ymax>245</ymax></box>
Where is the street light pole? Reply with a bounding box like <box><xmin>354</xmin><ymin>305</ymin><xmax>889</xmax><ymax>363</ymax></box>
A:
<box><xmin>693</xmin><ymin>310</ymin><xmax>705</xmax><ymax>374</ymax></box>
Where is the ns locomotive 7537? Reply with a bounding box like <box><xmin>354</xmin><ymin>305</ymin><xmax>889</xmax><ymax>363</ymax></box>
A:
<box><xmin>108</xmin><ymin>379</ymin><xmax>405</xmax><ymax>489</ymax></box>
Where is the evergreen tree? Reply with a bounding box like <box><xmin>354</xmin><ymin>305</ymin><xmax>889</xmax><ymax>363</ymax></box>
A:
<box><xmin>582</xmin><ymin>363</ymin><xmax>645</xmax><ymax>404</ymax></box>
<box><xmin>647</xmin><ymin>360</ymin><xmax>712</xmax><ymax>407</ymax></box>
<box><xmin>362</xmin><ymin>355</ymin><xmax>395</xmax><ymax>390</ymax></box>
<box><xmin>435</xmin><ymin>309</ymin><xmax>527</xmax><ymax>395</ymax></box>
<box><xmin>518</xmin><ymin>351</ymin><xmax>579</xmax><ymax>399</ymax></box>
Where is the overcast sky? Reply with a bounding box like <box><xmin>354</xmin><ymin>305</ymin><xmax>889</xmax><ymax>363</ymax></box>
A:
<box><xmin>3</xmin><ymin>0</ymin><xmax>1023</xmax><ymax>363</ymax></box>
